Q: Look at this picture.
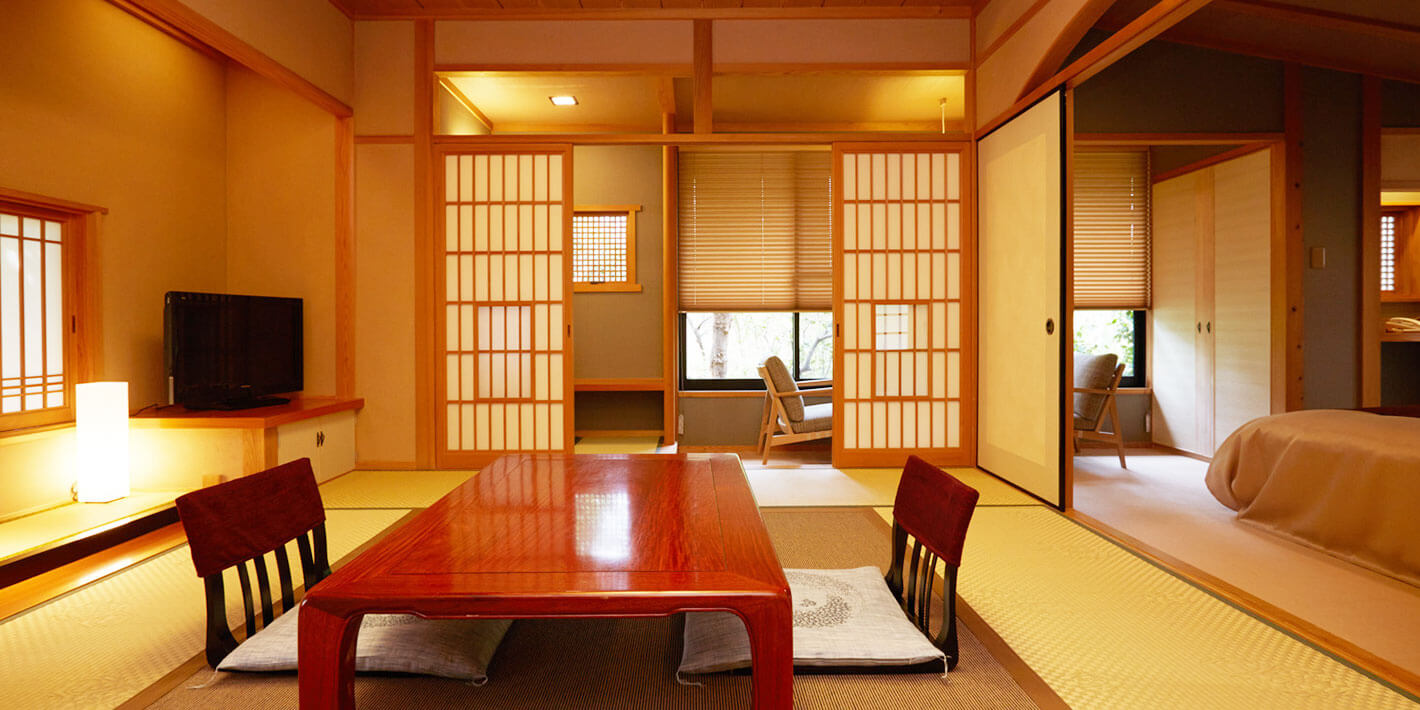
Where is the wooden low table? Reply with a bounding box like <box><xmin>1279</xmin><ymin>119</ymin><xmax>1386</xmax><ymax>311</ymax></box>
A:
<box><xmin>298</xmin><ymin>453</ymin><xmax>793</xmax><ymax>708</ymax></box>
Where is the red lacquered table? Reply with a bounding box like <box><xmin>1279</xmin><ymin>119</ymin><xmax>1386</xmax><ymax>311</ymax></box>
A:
<box><xmin>298</xmin><ymin>453</ymin><xmax>792</xmax><ymax>708</ymax></box>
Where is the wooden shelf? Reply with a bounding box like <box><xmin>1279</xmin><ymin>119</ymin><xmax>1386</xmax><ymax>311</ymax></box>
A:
<box><xmin>1381</xmin><ymin>332</ymin><xmax>1420</xmax><ymax>343</ymax></box>
<box><xmin>573</xmin><ymin>378</ymin><xmax>665</xmax><ymax>392</ymax></box>
<box><xmin>130</xmin><ymin>397</ymin><xmax>364</xmax><ymax>429</ymax></box>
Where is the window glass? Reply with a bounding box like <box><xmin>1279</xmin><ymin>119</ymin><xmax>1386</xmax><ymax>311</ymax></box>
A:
<box><xmin>1074</xmin><ymin>309</ymin><xmax>1142</xmax><ymax>384</ymax></box>
<box><xmin>798</xmin><ymin>312</ymin><xmax>833</xmax><ymax>380</ymax></box>
<box><xmin>684</xmin><ymin>312</ymin><xmax>794</xmax><ymax>381</ymax></box>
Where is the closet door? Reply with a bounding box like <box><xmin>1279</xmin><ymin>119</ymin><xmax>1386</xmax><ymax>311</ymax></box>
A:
<box><xmin>1151</xmin><ymin>172</ymin><xmax>1202</xmax><ymax>454</ymax></box>
<box><xmin>436</xmin><ymin>147</ymin><xmax>573</xmax><ymax>468</ymax></box>
<box><xmin>833</xmin><ymin>144</ymin><xmax>973</xmax><ymax>468</ymax></box>
<box><xmin>1212</xmin><ymin>149</ymin><xmax>1273</xmax><ymax>446</ymax></box>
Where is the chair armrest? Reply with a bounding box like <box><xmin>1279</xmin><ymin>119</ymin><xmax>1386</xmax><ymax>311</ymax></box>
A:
<box><xmin>798</xmin><ymin>380</ymin><xmax>833</xmax><ymax>389</ymax></box>
<box><xmin>1072</xmin><ymin>387</ymin><xmax>1115</xmax><ymax>395</ymax></box>
<box><xmin>774</xmin><ymin>384</ymin><xmax>835</xmax><ymax>398</ymax></box>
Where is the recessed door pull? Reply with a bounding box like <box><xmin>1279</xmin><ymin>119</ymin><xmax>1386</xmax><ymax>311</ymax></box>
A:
<box><xmin>1045</xmin><ymin>318</ymin><xmax>1054</xmax><ymax>335</ymax></box>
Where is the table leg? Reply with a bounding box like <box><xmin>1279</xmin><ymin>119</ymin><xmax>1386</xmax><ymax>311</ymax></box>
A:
<box><xmin>298</xmin><ymin>602</ymin><xmax>361</xmax><ymax>709</ymax></box>
<box><xmin>742</xmin><ymin>597</ymin><xmax>794</xmax><ymax>710</ymax></box>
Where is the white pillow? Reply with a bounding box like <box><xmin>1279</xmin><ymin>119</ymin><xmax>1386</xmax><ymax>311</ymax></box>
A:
<box><xmin>679</xmin><ymin>567</ymin><xmax>945</xmax><ymax>674</ymax></box>
<box><xmin>218</xmin><ymin>610</ymin><xmax>512</xmax><ymax>683</ymax></box>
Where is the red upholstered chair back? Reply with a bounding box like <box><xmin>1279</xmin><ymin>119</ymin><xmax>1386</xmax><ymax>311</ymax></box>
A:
<box><xmin>885</xmin><ymin>455</ymin><xmax>980</xmax><ymax>670</ymax></box>
<box><xmin>891</xmin><ymin>455</ymin><xmax>980</xmax><ymax>567</ymax></box>
<box><xmin>175</xmin><ymin>458</ymin><xmax>331</xmax><ymax>666</ymax></box>
<box><xmin>178</xmin><ymin>458</ymin><xmax>326</xmax><ymax>578</ymax></box>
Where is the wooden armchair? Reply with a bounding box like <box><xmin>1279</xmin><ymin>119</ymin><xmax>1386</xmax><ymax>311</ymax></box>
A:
<box><xmin>1072</xmin><ymin>352</ymin><xmax>1127</xmax><ymax>468</ymax></box>
<box><xmin>756</xmin><ymin>356</ymin><xmax>833</xmax><ymax>464</ymax></box>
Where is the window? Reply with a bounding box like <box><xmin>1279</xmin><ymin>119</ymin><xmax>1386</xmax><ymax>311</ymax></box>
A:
<box><xmin>680</xmin><ymin>312</ymin><xmax>832</xmax><ymax>390</ymax></box>
<box><xmin>1074</xmin><ymin>309</ymin><xmax>1146</xmax><ymax>388</ymax></box>
<box><xmin>1382</xmin><ymin>212</ymin><xmax>1397</xmax><ymax>293</ymax></box>
<box><xmin>1073</xmin><ymin>150</ymin><xmax>1151</xmax><ymax>309</ymax></box>
<box><xmin>0</xmin><ymin>194</ymin><xmax>92</xmax><ymax>431</ymax></box>
<box><xmin>572</xmin><ymin>205</ymin><xmax>639</xmax><ymax>292</ymax></box>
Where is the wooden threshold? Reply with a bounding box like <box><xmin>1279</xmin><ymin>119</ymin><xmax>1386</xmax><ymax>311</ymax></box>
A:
<box><xmin>1064</xmin><ymin>509</ymin><xmax>1420</xmax><ymax>699</ymax></box>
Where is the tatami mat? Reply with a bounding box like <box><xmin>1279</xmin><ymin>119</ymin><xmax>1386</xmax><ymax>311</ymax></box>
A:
<box><xmin>0</xmin><ymin>508</ymin><xmax>410</xmax><ymax>709</ymax></box>
<box><xmin>319</xmin><ymin>469</ymin><xmax>476</xmax><ymax>509</ymax></box>
<box><xmin>749</xmin><ymin>465</ymin><xmax>1037</xmax><ymax>507</ymax></box>
<box><xmin>879</xmin><ymin>505</ymin><xmax>1420</xmax><ymax>709</ymax></box>
<box><xmin>573</xmin><ymin>436</ymin><xmax>666</xmax><ymax>454</ymax></box>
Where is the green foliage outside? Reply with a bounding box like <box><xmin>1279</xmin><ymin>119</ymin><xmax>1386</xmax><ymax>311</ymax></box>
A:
<box><xmin>1074</xmin><ymin>310</ymin><xmax>1136</xmax><ymax>377</ymax></box>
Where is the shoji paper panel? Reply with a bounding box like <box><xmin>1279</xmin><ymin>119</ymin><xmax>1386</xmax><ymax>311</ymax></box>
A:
<box><xmin>835</xmin><ymin>146</ymin><xmax>971</xmax><ymax>467</ymax></box>
<box><xmin>438</xmin><ymin>149</ymin><xmax>572</xmax><ymax>465</ymax></box>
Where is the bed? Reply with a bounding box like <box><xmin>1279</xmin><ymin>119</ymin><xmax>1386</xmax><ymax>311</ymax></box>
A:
<box><xmin>1205</xmin><ymin>409</ymin><xmax>1420</xmax><ymax>587</ymax></box>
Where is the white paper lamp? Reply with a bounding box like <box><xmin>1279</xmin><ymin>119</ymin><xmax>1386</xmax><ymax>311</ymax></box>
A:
<box><xmin>77</xmin><ymin>381</ymin><xmax>129</xmax><ymax>503</ymax></box>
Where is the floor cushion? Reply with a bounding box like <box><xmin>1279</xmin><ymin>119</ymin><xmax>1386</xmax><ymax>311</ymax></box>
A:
<box><xmin>218</xmin><ymin>610</ymin><xmax>512</xmax><ymax>683</ymax></box>
<box><xmin>679</xmin><ymin>567</ymin><xmax>944</xmax><ymax>674</ymax></box>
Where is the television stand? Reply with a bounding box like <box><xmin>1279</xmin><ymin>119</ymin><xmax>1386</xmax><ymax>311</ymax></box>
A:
<box><xmin>186</xmin><ymin>395</ymin><xmax>291</xmax><ymax>411</ymax></box>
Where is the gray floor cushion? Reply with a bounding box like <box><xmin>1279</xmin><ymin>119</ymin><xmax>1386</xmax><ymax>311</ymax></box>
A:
<box><xmin>679</xmin><ymin>567</ymin><xmax>945</xmax><ymax>674</ymax></box>
<box><xmin>218</xmin><ymin>610</ymin><xmax>513</xmax><ymax>683</ymax></box>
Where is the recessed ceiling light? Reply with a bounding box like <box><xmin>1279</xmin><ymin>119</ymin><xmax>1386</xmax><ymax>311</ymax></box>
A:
<box><xmin>549</xmin><ymin>96</ymin><xmax>578</xmax><ymax>106</ymax></box>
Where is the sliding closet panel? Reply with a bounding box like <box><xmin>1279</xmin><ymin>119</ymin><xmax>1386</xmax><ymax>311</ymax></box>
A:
<box><xmin>833</xmin><ymin>144</ymin><xmax>974</xmax><ymax>468</ymax></box>
<box><xmin>436</xmin><ymin>147</ymin><xmax>573</xmax><ymax>468</ymax></box>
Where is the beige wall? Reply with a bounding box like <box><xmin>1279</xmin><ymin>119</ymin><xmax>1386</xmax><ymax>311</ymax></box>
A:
<box><xmin>224</xmin><ymin>65</ymin><xmax>338</xmax><ymax>399</ymax></box>
<box><xmin>0</xmin><ymin>0</ymin><xmax>229</xmax><ymax>518</ymax></box>
<box><xmin>435</xmin><ymin>21</ymin><xmax>693</xmax><ymax>65</ymax></box>
<box><xmin>353</xmin><ymin>144</ymin><xmax>417</xmax><ymax>464</ymax></box>
<box><xmin>178</xmin><ymin>0</ymin><xmax>354</xmax><ymax>104</ymax></box>
<box><xmin>354</xmin><ymin>21</ymin><xmax>415</xmax><ymax>136</ymax></box>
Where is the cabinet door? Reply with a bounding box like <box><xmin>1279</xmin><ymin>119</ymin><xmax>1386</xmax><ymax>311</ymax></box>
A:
<box><xmin>1212</xmin><ymin>149</ymin><xmax>1273</xmax><ymax>448</ymax></box>
<box><xmin>1151</xmin><ymin>173</ymin><xmax>1200</xmax><ymax>453</ymax></box>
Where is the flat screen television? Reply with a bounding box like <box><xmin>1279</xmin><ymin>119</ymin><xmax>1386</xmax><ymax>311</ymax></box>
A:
<box><xmin>164</xmin><ymin>291</ymin><xmax>303</xmax><ymax>410</ymax></box>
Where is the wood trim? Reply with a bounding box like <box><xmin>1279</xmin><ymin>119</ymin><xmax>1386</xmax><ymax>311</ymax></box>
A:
<box><xmin>107</xmin><ymin>0</ymin><xmax>352</xmax><ymax>118</ymax></box>
<box><xmin>1269</xmin><ymin>142</ymin><xmax>1288</xmax><ymax>415</ymax></box>
<box><xmin>0</xmin><ymin>186</ymin><xmax>107</xmax><ymax>215</ymax></box>
<box><xmin>414</xmin><ymin>20</ymin><xmax>435</xmax><ymax>468</ymax></box>
<box><xmin>1061</xmin><ymin>88</ymin><xmax>1075</xmax><ymax>512</ymax></box>
<box><xmin>332</xmin><ymin>6</ymin><xmax>973</xmax><ymax>21</ymax></box>
<box><xmin>1283</xmin><ymin>64</ymin><xmax>1305</xmax><ymax>411</ymax></box>
<box><xmin>335</xmin><ymin>117</ymin><xmax>356</xmax><ymax>399</ymax></box>
<box><xmin>433</xmin><ymin>132</ymin><xmax>972</xmax><ymax>145</ymax></box>
<box><xmin>129</xmin><ymin>397</ymin><xmax>365</xmax><ymax>430</ymax></box>
<box><xmin>1148</xmin><ymin>441</ymin><xmax>1212</xmax><ymax>463</ymax></box>
<box><xmin>573</xmin><ymin>429</ymin><xmax>664</xmax><ymax>438</ymax></box>
<box><xmin>354</xmin><ymin>135</ymin><xmax>415</xmax><ymax>144</ymax></box>
<box><xmin>1065</xmin><ymin>509</ymin><xmax>1420</xmax><ymax>699</ymax></box>
<box><xmin>657</xmin><ymin>78</ymin><xmax>677</xmax><ymax>116</ymax></box>
<box><xmin>1150</xmin><ymin>141</ymin><xmax>1278</xmax><ymax>184</ymax></box>
<box><xmin>976</xmin><ymin>0</ymin><xmax>1213</xmax><ymax>138</ymax></box>
<box><xmin>715</xmin><ymin>62</ymin><xmax>973</xmax><ymax>74</ymax></box>
<box><xmin>573</xmin><ymin>378</ymin><xmax>666</xmax><ymax>391</ymax></box>
<box><xmin>1076</xmin><ymin>132</ymin><xmax>1285</xmax><ymax>146</ymax></box>
<box><xmin>693</xmin><ymin>20</ymin><xmax>713</xmax><ymax>135</ymax></box>
<box><xmin>0</xmin><ymin>521</ymin><xmax>186</xmax><ymax>621</ymax></box>
<box><xmin>1360</xmin><ymin>76</ymin><xmax>1381</xmax><ymax>408</ymax></box>
<box><xmin>436</xmin><ymin>76</ymin><xmax>494</xmax><ymax>132</ymax></box>
<box><xmin>678</xmin><ymin>389</ymin><xmax>768</xmax><ymax>398</ymax></box>
<box><xmin>353</xmin><ymin>460</ymin><xmax>421</xmax><ymax>470</ymax></box>
<box><xmin>106</xmin><ymin>0</ymin><xmax>224</xmax><ymax>61</ymax></box>
<box><xmin>662</xmin><ymin>129</ymin><xmax>679</xmax><ymax>445</ymax></box>
<box><xmin>435</xmin><ymin>63</ymin><xmax>691</xmax><ymax>77</ymax></box>
<box><xmin>975</xmin><ymin>0</ymin><xmax>1053</xmax><ymax>67</ymax></box>
<box><xmin>1213</xmin><ymin>0</ymin><xmax>1420</xmax><ymax>45</ymax></box>
<box><xmin>0</xmin><ymin>507</ymin><xmax>181</xmax><ymax>591</ymax></box>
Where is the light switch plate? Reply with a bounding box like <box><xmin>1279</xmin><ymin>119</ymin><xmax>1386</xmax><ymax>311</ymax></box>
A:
<box><xmin>1310</xmin><ymin>246</ymin><xmax>1327</xmax><ymax>269</ymax></box>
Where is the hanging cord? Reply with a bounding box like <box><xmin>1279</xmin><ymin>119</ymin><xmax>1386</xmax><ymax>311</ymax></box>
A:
<box><xmin>940</xmin><ymin>98</ymin><xmax>948</xmax><ymax>134</ymax></box>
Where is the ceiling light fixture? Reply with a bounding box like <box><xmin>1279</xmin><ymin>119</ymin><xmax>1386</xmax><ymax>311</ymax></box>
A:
<box><xmin>549</xmin><ymin>95</ymin><xmax>578</xmax><ymax>106</ymax></box>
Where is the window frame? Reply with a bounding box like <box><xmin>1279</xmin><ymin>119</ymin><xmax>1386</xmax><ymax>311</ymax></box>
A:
<box><xmin>678</xmin><ymin>311</ymin><xmax>830</xmax><ymax>391</ymax></box>
<box><xmin>0</xmin><ymin>189</ymin><xmax>99</xmax><ymax>434</ymax></box>
<box><xmin>571</xmin><ymin>204</ymin><xmax>641</xmax><ymax>293</ymax></box>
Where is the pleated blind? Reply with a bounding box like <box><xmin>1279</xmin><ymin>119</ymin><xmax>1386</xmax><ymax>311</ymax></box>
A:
<box><xmin>679</xmin><ymin>151</ymin><xmax>831</xmax><ymax>311</ymax></box>
<box><xmin>1074</xmin><ymin>150</ymin><xmax>1151</xmax><ymax>309</ymax></box>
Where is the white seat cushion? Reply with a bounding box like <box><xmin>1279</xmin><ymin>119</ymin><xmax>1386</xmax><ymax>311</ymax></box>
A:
<box><xmin>218</xmin><ymin>610</ymin><xmax>512</xmax><ymax>683</ymax></box>
<box><xmin>679</xmin><ymin>567</ymin><xmax>944</xmax><ymax>674</ymax></box>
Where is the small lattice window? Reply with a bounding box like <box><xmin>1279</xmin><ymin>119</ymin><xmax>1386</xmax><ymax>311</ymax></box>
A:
<box><xmin>572</xmin><ymin>206</ymin><xmax>640</xmax><ymax>292</ymax></box>
<box><xmin>1382</xmin><ymin>213</ymin><xmax>1397</xmax><ymax>292</ymax></box>
<box><xmin>874</xmin><ymin>304</ymin><xmax>914</xmax><ymax>351</ymax></box>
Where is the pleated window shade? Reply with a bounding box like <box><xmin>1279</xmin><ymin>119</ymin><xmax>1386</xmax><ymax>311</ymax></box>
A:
<box><xmin>1074</xmin><ymin>150</ymin><xmax>1151</xmax><ymax>309</ymax></box>
<box><xmin>678</xmin><ymin>151</ymin><xmax>832</xmax><ymax>311</ymax></box>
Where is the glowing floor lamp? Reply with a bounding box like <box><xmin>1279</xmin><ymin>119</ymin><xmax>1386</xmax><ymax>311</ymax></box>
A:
<box><xmin>76</xmin><ymin>382</ymin><xmax>129</xmax><ymax>503</ymax></box>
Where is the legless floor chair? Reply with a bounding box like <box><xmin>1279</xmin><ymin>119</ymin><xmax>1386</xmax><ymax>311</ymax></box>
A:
<box><xmin>756</xmin><ymin>355</ymin><xmax>832</xmax><ymax>463</ymax></box>
<box><xmin>1073</xmin><ymin>352</ymin><xmax>1128</xmax><ymax>468</ymax></box>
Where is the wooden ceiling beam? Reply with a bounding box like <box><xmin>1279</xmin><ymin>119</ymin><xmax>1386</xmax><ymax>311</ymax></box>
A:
<box><xmin>693</xmin><ymin>19</ymin><xmax>713</xmax><ymax>135</ymax></box>
<box><xmin>437</xmin><ymin>76</ymin><xmax>495</xmax><ymax>132</ymax></box>
<box><xmin>1212</xmin><ymin>0</ymin><xmax>1420</xmax><ymax>45</ymax></box>
<box><xmin>328</xmin><ymin>6</ymin><xmax>972</xmax><ymax>21</ymax></box>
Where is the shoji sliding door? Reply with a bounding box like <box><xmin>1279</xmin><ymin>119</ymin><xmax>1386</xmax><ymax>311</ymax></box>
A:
<box><xmin>833</xmin><ymin>144</ymin><xmax>974</xmax><ymax>468</ymax></box>
<box><xmin>436</xmin><ymin>147</ymin><xmax>574</xmax><ymax>468</ymax></box>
